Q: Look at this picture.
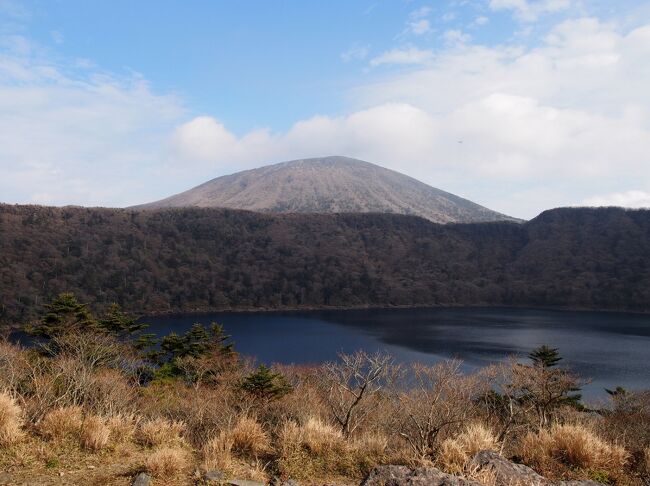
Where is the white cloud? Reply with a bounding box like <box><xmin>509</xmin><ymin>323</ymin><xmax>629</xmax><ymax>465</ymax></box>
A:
<box><xmin>169</xmin><ymin>104</ymin><xmax>439</xmax><ymax>174</ymax></box>
<box><xmin>410</xmin><ymin>7</ymin><xmax>432</xmax><ymax>19</ymax></box>
<box><xmin>370</xmin><ymin>46</ymin><xmax>434</xmax><ymax>66</ymax></box>
<box><xmin>341</xmin><ymin>44</ymin><xmax>369</xmax><ymax>62</ymax></box>
<box><xmin>472</xmin><ymin>16</ymin><xmax>490</xmax><ymax>27</ymax></box>
<box><xmin>403</xmin><ymin>7</ymin><xmax>433</xmax><ymax>36</ymax></box>
<box><xmin>167</xmin><ymin>17</ymin><xmax>650</xmax><ymax>218</ymax></box>
<box><xmin>490</xmin><ymin>0</ymin><xmax>573</xmax><ymax>22</ymax></box>
<box><xmin>442</xmin><ymin>12</ymin><xmax>456</xmax><ymax>22</ymax></box>
<box><xmin>443</xmin><ymin>29</ymin><xmax>471</xmax><ymax>45</ymax></box>
<box><xmin>2</xmin><ymin>7</ymin><xmax>649</xmax><ymax>220</ymax></box>
<box><xmin>582</xmin><ymin>191</ymin><xmax>650</xmax><ymax>208</ymax></box>
<box><xmin>409</xmin><ymin>19</ymin><xmax>432</xmax><ymax>35</ymax></box>
<box><xmin>0</xmin><ymin>35</ymin><xmax>185</xmax><ymax>206</ymax></box>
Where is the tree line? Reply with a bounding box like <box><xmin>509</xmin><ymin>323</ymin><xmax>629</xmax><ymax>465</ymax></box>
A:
<box><xmin>1</xmin><ymin>204</ymin><xmax>649</xmax><ymax>324</ymax></box>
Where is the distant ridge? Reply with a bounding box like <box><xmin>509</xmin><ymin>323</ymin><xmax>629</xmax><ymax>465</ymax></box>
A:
<box><xmin>135</xmin><ymin>156</ymin><xmax>518</xmax><ymax>224</ymax></box>
<box><xmin>1</xmin><ymin>205</ymin><xmax>649</xmax><ymax>322</ymax></box>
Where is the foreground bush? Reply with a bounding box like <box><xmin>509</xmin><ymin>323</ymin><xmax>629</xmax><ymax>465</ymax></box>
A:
<box><xmin>438</xmin><ymin>423</ymin><xmax>499</xmax><ymax>473</ymax></box>
<box><xmin>0</xmin><ymin>307</ymin><xmax>647</xmax><ymax>485</ymax></box>
<box><xmin>37</xmin><ymin>406</ymin><xmax>83</xmax><ymax>441</ymax></box>
<box><xmin>521</xmin><ymin>423</ymin><xmax>629</xmax><ymax>481</ymax></box>
<box><xmin>145</xmin><ymin>446</ymin><xmax>189</xmax><ymax>477</ymax></box>
<box><xmin>138</xmin><ymin>417</ymin><xmax>186</xmax><ymax>447</ymax></box>
<box><xmin>0</xmin><ymin>391</ymin><xmax>24</xmax><ymax>446</ymax></box>
<box><xmin>80</xmin><ymin>415</ymin><xmax>110</xmax><ymax>451</ymax></box>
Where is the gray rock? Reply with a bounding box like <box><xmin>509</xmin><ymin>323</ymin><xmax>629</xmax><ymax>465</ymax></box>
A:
<box><xmin>204</xmin><ymin>470</ymin><xmax>226</xmax><ymax>482</ymax></box>
<box><xmin>361</xmin><ymin>465</ymin><xmax>483</xmax><ymax>486</ymax></box>
<box><xmin>469</xmin><ymin>450</ymin><xmax>551</xmax><ymax>486</ymax></box>
<box><xmin>558</xmin><ymin>482</ymin><xmax>605</xmax><ymax>486</ymax></box>
<box><xmin>225</xmin><ymin>481</ymin><xmax>267</xmax><ymax>486</ymax></box>
<box><xmin>281</xmin><ymin>481</ymin><xmax>301</xmax><ymax>486</ymax></box>
<box><xmin>132</xmin><ymin>472</ymin><xmax>152</xmax><ymax>486</ymax></box>
<box><xmin>269</xmin><ymin>478</ymin><xmax>301</xmax><ymax>486</ymax></box>
<box><xmin>468</xmin><ymin>451</ymin><xmax>606</xmax><ymax>486</ymax></box>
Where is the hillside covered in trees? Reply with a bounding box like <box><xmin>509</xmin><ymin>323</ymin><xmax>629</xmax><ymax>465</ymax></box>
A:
<box><xmin>1</xmin><ymin>204</ymin><xmax>649</xmax><ymax>323</ymax></box>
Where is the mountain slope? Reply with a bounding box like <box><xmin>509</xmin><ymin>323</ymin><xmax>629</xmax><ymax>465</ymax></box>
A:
<box><xmin>136</xmin><ymin>156</ymin><xmax>517</xmax><ymax>224</ymax></box>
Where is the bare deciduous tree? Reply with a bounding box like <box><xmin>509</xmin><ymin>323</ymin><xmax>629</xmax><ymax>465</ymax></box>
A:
<box><xmin>393</xmin><ymin>360</ymin><xmax>487</xmax><ymax>460</ymax></box>
<box><xmin>322</xmin><ymin>351</ymin><xmax>396</xmax><ymax>437</ymax></box>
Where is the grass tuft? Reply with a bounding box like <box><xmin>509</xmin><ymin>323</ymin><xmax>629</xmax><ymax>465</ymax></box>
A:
<box><xmin>145</xmin><ymin>446</ymin><xmax>189</xmax><ymax>477</ymax></box>
<box><xmin>138</xmin><ymin>417</ymin><xmax>185</xmax><ymax>447</ymax></box>
<box><xmin>0</xmin><ymin>391</ymin><xmax>24</xmax><ymax>446</ymax></box>
<box><xmin>521</xmin><ymin>423</ymin><xmax>628</xmax><ymax>481</ymax></box>
<box><xmin>38</xmin><ymin>406</ymin><xmax>83</xmax><ymax>441</ymax></box>
<box><xmin>80</xmin><ymin>415</ymin><xmax>110</xmax><ymax>451</ymax></box>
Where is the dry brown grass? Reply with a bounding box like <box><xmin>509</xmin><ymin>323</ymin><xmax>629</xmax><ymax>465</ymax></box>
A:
<box><xmin>276</xmin><ymin>417</ymin><xmax>356</xmax><ymax>481</ymax></box>
<box><xmin>203</xmin><ymin>430</ymin><xmax>234</xmax><ymax>470</ymax></box>
<box><xmin>0</xmin><ymin>391</ymin><xmax>24</xmax><ymax>446</ymax></box>
<box><xmin>202</xmin><ymin>430</ymin><xmax>270</xmax><ymax>482</ymax></box>
<box><xmin>106</xmin><ymin>413</ymin><xmax>138</xmax><ymax>444</ymax></box>
<box><xmin>145</xmin><ymin>446</ymin><xmax>189</xmax><ymax>477</ymax></box>
<box><xmin>438</xmin><ymin>423</ymin><xmax>499</xmax><ymax>473</ymax></box>
<box><xmin>80</xmin><ymin>415</ymin><xmax>110</xmax><ymax>451</ymax></box>
<box><xmin>464</xmin><ymin>465</ymin><xmax>499</xmax><ymax>486</ymax></box>
<box><xmin>230</xmin><ymin>416</ymin><xmax>270</xmax><ymax>455</ymax></box>
<box><xmin>138</xmin><ymin>417</ymin><xmax>185</xmax><ymax>447</ymax></box>
<box><xmin>37</xmin><ymin>406</ymin><xmax>83</xmax><ymax>441</ymax></box>
<box><xmin>521</xmin><ymin>423</ymin><xmax>629</xmax><ymax>480</ymax></box>
<box><xmin>301</xmin><ymin>417</ymin><xmax>346</xmax><ymax>455</ymax></box>
<box><xmin>352</xmin><ymin>432</ymin><xmax>388</xmax><ymax>458</ymax></box>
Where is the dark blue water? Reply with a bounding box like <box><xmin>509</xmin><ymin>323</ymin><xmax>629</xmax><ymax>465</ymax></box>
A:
<box><xmin>145</xmin><ymin>307</ymin><xmax>650</xmax><ymax>399</ymax></box>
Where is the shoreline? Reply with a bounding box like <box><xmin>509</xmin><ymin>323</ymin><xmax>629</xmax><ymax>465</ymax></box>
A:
<box><xmin>137</xmin><ymin>301</ymin><xmax>650</xmax><ymax>320</ymax></box>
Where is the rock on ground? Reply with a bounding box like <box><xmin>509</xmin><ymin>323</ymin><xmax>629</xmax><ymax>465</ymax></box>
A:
<box><xmin>361</xmin><ymin>465</ymin><xmax>483</xmax><ymax>486</ymax></box>
<box><xmin>362</xmin><ymin>451</ymin><xmax>606</xmax><ymax>486</ymax></box>
<box><xmin>131</xmin><ymin>472</ymin><xmax>152</xmax><ymax>486</ymax></box>
<box><xmin>469</xmin><ymin>450</ymin><xmax>606</xmax><ymax>486</ymax></box>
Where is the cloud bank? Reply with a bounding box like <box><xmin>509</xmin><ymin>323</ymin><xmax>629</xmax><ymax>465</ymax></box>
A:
<box><xmin>168</xmin><ymin>17</ymin><xmax>650</xmax><ymax>217</ymax></box>
<box><xmin>1</xmin><ymin>4</ymin><xmax>649</xmax><ymax>219</ymax></box>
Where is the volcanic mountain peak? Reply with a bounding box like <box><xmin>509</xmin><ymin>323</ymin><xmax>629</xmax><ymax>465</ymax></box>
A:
<box><xmin>137</xmin><ymin>156</ymin><xmax>517</xmax><ymax>224</ymax></box>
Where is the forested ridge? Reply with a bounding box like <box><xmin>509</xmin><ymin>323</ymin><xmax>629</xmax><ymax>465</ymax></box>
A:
<box><xmin>1</xmin><ymin>204</ymin><xmax>649</xmax><ymax>323</ymax></box>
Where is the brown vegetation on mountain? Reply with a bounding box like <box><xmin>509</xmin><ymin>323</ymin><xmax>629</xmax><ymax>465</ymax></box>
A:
<box><xmin>1</xmin><ymin>204</ymin><xmax>649</xmax><ymax>323</ymax></box>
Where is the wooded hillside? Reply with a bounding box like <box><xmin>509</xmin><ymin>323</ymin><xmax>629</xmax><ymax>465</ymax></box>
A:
<box><xmin>1</xmin><ymin>204</ymin><xmax>649</xmax><ymax>323</ymax></box>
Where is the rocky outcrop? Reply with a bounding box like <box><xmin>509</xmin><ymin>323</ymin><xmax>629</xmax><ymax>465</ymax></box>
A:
<box><xmin>469</xmin><ymin>451</ymin><xmax>604</xmax><ymax>486</ymax></box>
<box><xmin>362</xmin><ymin>451</ymin><xmax>606</xmax><ymax>486</ymax></box>
<box><xmin>361</xmin><ymin>465</ymin><xmax>483</xmax><ymax>486</ymax></box>
<box><xmin>468</xmin><ymin>450</ymin><xmax>549</xmax><ymax>485</ymax></box>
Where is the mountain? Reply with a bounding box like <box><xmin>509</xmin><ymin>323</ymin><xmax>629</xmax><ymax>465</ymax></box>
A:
<box><xmin>1</xmin><ymin>204</ymin><xmax>649</xmax><ymax>323</ymax></box>
<box><xmin>136</xmin><ymin>156</ymin><xmax>518</xmax><ymax>224</ymax></box>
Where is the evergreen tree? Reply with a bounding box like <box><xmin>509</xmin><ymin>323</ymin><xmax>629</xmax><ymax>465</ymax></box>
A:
<box><xmin>31</xmin><ymin>292</ymin><xmax>98</xmax><ymax>338</ymax></box>
<box><xmin>526</xmin><ymin>345</ymin><xmax>583</xmax><ymax>414</ymax></box>
<box><xmin>240</xmin><ymin>364</ymin><xmax>293</xmax><ymax>401</ymax></box>
<box><xmin>529</xmin><ymin>345</ymin><xmax>562</xmax><ymax>368</ymax></box>
<box><xmin>99</xmin><ymin>303</ymin><xmax>148</xmax><ymax>337</ymax></box>
<box><xmin>156</xmin><ymin>322</ymin><xmax>234</xmax><ymax>378</ymax></box>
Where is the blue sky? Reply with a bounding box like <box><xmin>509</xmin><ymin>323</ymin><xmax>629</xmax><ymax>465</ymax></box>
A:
<box><xmin>2</xmin><ymin>0</ymin><xmax>650</xmax><ymax>218</ymax></box>
<box><xmin>17</xmin><ymin>1</ymin><xmax>528</xmax><ymax>133</ymax></box>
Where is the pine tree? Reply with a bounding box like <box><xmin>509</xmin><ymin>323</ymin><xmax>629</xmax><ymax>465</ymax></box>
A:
<box><xmin>526</xmin><ymin>345</ymin><xmax>583</xmax><ymax>415</ymax></box>
<box><xmin>99</xmin><ymin>303</ymin><xmax>148</xmax><ymax>337</ymax></box>
<box><xmin>31</xmin><ymin>292</ymin><xmax>98</xmax><ymax>338</ymax></box>
<box><xmin>239</xmin><ymin>364</ymin><xmax>293</xmax><ymax>401</ymax></box>
<box><xmin>529</xmin><ymin>344</ymin><xmax>562</xmax><ymax>368</ymax></box>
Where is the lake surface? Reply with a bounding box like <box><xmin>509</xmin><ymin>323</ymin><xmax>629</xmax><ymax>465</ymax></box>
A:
<box><xmin>144</xmin><ymin>307</ymin><xmax>650</xmax><ymax>399</ymax></box>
